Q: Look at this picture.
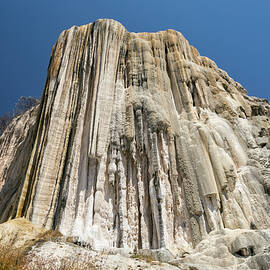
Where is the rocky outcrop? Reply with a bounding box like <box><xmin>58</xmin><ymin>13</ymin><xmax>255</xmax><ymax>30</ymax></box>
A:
<box><xmin>1</xmin><ymin>218</ymin><xmax>270</xmax><ymax>270</ymax></box>
<box><xmin>0</xmin><ymin>19</ymin><xmax>270</xmax><ymax>257</ymax></box>
<box><xmin>171</xmin><ymin>229</ymin><xmax>270</xmax><ymax>270</ymax></box>
<box><xmin>0</xmin><ymin>218</ymin><xmax>45</xmax><ymax>249</ymax></box>
<box><xmin>0</xmin><ymin>106</ymin><xmax>39</xmax><ymax>222</ymax></box>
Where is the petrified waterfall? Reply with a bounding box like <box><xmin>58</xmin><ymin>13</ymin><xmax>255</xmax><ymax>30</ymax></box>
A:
<box><xmin>0</xmin><ymin>19</ymin><xmax>270</xmax><ymax>252</ymax></box>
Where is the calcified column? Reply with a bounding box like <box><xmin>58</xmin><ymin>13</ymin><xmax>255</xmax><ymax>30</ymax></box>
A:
<box><xmin>0</xmin><ymin>19</ymin><xmax>270</xmax><ymax>252</ymax></box>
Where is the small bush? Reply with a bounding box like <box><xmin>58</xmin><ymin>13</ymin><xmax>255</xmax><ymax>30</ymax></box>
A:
<box><xmin>130</xmin><ymin>252</ymin><xmax>156</xmax><ymax>263</ymax></box>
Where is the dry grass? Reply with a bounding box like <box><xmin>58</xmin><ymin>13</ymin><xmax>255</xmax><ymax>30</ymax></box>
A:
<box><xmin>19</xmin><ymin>229</ymin><xmax>64</xmax><ymax>256</ymax></box>
<box><xmin>26</xmin><ymin>258</ymin><xmax>97</xmax><ymax>270</ymax></box>
<box><xmin>130</xmin><ymin>253</ymin><xmax>156</xmax><ymax>264</ymax></box>
<box><xmin>0</xmin><ymin>245</ymin><xmax>97</xmax><ymax>270</ymax></box>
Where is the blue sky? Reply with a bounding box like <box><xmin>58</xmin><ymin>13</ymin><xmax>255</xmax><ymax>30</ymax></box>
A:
<box><xmin>0</xmin><ymin>0</ymin><xmax>269</xmax><ymax>115</ymax></box>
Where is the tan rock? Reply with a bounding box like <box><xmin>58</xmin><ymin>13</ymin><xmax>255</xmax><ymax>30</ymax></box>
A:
<box><xmin>0</xmin><ymin>218</ymin><xmax>45</xmax><ymax>249</ymax></box>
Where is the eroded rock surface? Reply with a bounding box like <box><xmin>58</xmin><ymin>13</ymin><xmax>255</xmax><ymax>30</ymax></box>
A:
<box><xmin>0</xmin><ymin>19</ymin><xmax>269</xmax><ymax>259</ymax></box>
<box><xmin>170</xmin><ymin>229</ymin><xmax>270</xmax><ymax>270</ymax></box>
<box><xmin>1</xmin><ymin>219</ymin><xmax>270</xmax><ymax>270</ymax></box>
<box><xmin>0</xmin><ymin>106</ymin><xmax>39</xmax><ymax>222</ymax></box>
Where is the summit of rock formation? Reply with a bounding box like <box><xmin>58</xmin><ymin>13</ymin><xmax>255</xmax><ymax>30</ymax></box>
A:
<box><xmin>0</xmin><ymin>19</ymin><xmax>270</xmax><ymax>269</ymax></box>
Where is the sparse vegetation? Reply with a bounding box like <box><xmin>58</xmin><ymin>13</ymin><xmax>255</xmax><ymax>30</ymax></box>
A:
<box><xmin>14</xmin><ymin>97</ymin><xmax>39</xmax><ymax>117</ymax></box>
<box><xmin>0</xmin><ymin>245</ymin><xmax>24</xmax><ymax>270</ymax></box>
<box><xmin>0</xmin><ymin>96</ymin><xmax>39</xmax><ymax>136</ymax></box>
<box><xmin>0</xmin><ymin>245</ymin><xmax>97</xmax><ymax>270</ymax></box>
<box><xmin>130</xmin><ymin>252</ymin><xmax>157</xmax><ymax>264</ymax></box>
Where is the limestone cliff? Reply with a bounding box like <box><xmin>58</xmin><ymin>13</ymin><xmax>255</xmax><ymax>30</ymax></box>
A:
<box><xmin>0</xmin><ymin>19</ymin><xmax>270</xmax><ymax>253</ymax></box>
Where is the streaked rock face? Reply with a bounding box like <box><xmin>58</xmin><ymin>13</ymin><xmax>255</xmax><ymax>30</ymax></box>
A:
<box><xmin>0</xmin><ymin>19</ymin><xmax>269</xmax><ymax>252</ymax></box>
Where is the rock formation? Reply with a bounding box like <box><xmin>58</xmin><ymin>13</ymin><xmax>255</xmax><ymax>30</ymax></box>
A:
<box><xmin>0</xmin><ymin>19</ymin><xmax>270</xmax><ymax>258</ymax></box>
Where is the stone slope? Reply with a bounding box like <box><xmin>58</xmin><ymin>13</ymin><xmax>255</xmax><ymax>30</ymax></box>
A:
<box><xmin>0</xmin><ymin>19</ymin><xmax>269</xmax><ymax>254</ymax></box>
<box><xmin>0</xmin><ymin>218</ymin><xmax>269</xmax><ymax>270</ymax></box>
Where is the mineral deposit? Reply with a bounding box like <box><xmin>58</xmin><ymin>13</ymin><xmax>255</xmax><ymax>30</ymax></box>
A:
<box><xmin>0</xmin><ymin>20</ymin><xmax>269</xmax><ymax>257</ymax></box>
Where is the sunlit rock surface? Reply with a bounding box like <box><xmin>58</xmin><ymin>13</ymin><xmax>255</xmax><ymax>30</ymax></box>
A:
<box><xmin>0</xmin><ymin>19</ymin><xmax>270</xmax><ymax>255</ymax></box>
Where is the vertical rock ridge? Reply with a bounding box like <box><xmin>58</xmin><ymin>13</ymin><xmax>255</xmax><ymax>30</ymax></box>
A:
<box><xmin>0</xmin><ymin>19</ymin><xmax>270</xmax><ymax>252</ymax></box>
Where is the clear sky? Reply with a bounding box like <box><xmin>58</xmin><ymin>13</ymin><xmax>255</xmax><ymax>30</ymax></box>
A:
<box><xmin>0</xmin><ymin>0</ymin><xmax>269</xmax><ymax>115</ymax></box>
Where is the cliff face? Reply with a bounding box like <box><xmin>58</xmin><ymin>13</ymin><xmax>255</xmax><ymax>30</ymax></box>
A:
<box><xmin>0</xmin><ymin>19</ymin><xmax>270</xmax><ymax>252</ymax></box>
